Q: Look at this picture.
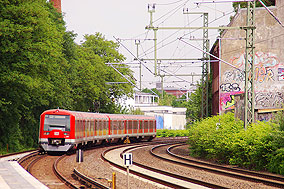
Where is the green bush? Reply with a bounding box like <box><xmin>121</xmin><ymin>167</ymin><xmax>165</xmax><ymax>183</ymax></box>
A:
<box><xmin>267</xmin><ymin>148</ymin><xmax>284</xmax><ymax>175</ymax></box>
<box><xmin>229</xmin><ymin>121</ymin><xmax>274</xmax><ymax>169</ymax></box>
<box><xmin>157</xmin><ymin>129</ymin><xmax>189</xmax><ymax>137</ymax></box>
<box><xmin>188</xmin><ymin>112</ymin><xmax>278</xmax><ymax>171</ymax></box>
<box><xmin>188</xmin><ymin>112</ymin><xmax>244</xmax><ymax>163</ymax></box>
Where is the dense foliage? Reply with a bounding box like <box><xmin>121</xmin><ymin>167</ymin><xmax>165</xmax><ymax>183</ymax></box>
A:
<box><xmin>188</xmin><ymin>112</ymin><xmax>284</xmax><ymax>175</ymax></box>
<box><xmin>157</xmin><ymin>129</ymin><xmax>188</xmax><ymax>137</ymax></box>
<box><xmin>0</xmin><ymin>0</ymin><xmax>134</xmax><ymax>153</ymax></box>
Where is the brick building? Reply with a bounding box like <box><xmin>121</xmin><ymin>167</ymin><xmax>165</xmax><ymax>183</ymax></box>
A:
<box><xmin>210</xmin><ymin>0</ymin><xmax>284</xmax><ymax>121</ymax></box>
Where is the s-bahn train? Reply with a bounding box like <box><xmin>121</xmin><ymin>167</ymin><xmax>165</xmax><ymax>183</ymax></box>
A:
<box><xmin>39</xmin><ymin>109</ymin><xmax>156</xmax><ymax>152</ymax></box>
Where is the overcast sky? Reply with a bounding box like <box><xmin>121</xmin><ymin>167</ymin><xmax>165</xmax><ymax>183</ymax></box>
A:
<box><xmin>61</xmin><ymin>0</ymin><xmax>234</xmax><ymax>90</ymax></box>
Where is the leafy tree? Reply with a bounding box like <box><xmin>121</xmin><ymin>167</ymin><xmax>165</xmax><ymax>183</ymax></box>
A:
<box><xmin>0</xmin><ymin>0</ymin><xmax>71</xmax><ymax>151</ymax></box>
<box><xmin>129</xmin><ymin>108</ymin><xmax>144</xmax><ymax>115</ymax></box>
<box><xmin>73</xmin><ymin>33</ymin><xmax>134</xmax><ymax>113</ymax></box>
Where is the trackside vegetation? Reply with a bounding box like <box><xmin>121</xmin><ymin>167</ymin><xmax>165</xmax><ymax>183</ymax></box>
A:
<box><xmin>0</xmin><ymin>0</ymin><xmax>134</xmax><ymax>153</ymax></box>
<box><xmin>188</xmin><ymin>112</ymin><xmax>284</xmax><ymax>175</ymax></box>
<box><xmin>156</xmin><ymin>129</ymin><xmax>189</xmax><ymax>137</ymax></box>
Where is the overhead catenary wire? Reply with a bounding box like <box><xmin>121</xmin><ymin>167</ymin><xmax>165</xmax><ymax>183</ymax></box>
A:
<box><xmin>257</xmin><ymin>0</ymin><xmax>284</xmax><ymax>29</ymax></box>
<box><xmin>155</xmin><ymin>0</ymin><xmax>185</xmax><ymax>6</ymax></box>
<box><xmin>179</xmin><ymin>37</ymin><xmax>242</xmax><ymax>71</ymax></box>
<box><xmin>140</xmin><ymin>9</ymin><xmax>235</xmax><ymax>58</ymax></box>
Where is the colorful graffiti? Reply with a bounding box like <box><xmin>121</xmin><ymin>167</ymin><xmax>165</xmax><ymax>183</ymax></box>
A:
<box><xmin>278</xmin><ymin>68</ymin><xmax>284</xmax><ymax>81</ymax></box>
<box><xmin>224</xmin><ymin>52</ymin><xmax>283</xmax><ymax>84</ymax></box>
<box><xmin>220</xmin><ymin>51</ymin><xmax>284</xmax><ymax>112</ymax></box>
<box><xmin>220</xmin><ymin>92</ymin><xmax>243</xmax><ymax>110</ymax></box>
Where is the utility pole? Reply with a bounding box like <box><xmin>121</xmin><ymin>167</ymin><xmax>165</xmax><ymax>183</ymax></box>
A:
<box><xmin>145</xmin><ymin>2</ymin><xmax>255</xmax><ymax>121</ymax></box>
<box><xmin>202</xmin><ymin>12</ymin><xmax>209</xmax><ymax>118</ymax></box>
<box><xmin>183</xmin><ymin>10</ymin><xmax>210</xmax><ymax>118</ymax></box>
<box><xmin>135</xmin><ymin>40</ymin><xmax>142</xmax><ymax>91</ymax></box>
<box><xmin>244</xmin><ymin>0</ymin><xmax>255</xmax><ymax>129</ymax></box>
<box><xmin>192</xmin><ymin>0</ymin><xmax>256</xmax><ymax>127</ymax></box>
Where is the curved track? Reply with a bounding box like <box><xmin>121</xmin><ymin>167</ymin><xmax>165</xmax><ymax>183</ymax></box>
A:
<box><xmin>152</xmin><ymin>143</ymin><xmax>284</xmax><ymax>188</ymax></box>
<box><xmin>102</xmin><ymin>142</ymin><xmax>224</xmax><ymax>189</ymax></box>
<box><xmin>19</xmin><ymin>153</ymin><xmax>73</xmax><ymax>188</ymax></box>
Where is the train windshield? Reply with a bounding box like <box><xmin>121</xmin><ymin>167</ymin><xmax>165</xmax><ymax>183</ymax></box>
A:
<box><xmin>44</xmin><ymin>115</ymin><xmax>70</xmax><ymax>131</ymax></box>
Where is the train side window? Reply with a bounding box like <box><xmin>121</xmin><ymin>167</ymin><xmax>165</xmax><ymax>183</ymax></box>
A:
<box><xmin>150</xmin><ymin>120</ymin><xmax>153</xmax><ymax>129</ymax></box>
<box><xmin>133</xmin><ymin>120</ymin><xmax>138</xmax><ymax>130</ymax></box>
<box><xmin>113</xmin><ymin>120</ymin><xmax>117</xmax><ymax>131</ymax></box>
<box><xmin>129</xmin><ymin>120</ymin><xmax>133</xmax><ymax>129</ymax></box>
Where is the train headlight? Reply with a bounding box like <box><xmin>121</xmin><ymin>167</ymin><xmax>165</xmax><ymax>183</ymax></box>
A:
<box><xmin>64</xmin><ymin>133</ymin><xmax>69</xmax><ymax>135</ymax></box>
<box><xmin>44</xmin><ymin>132</ymin><xmax>50</xmax><ymax>135</ymax></box>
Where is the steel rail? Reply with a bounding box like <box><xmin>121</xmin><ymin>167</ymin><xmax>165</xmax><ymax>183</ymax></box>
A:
<box><xmin>168</xmin><ymin>144</ymin><xmax>284</xmax><ymax>183</ymax></box>
<box><xmin>102</xmin><ymin>142</ymin><xmax>226</xmax><ymax>189</ymax></box>
<box><xmin>18</xmin><ymin>151</ymin><xmax>39</xmax><ymax>165</ymax></box>
<box><xmin>53</xmin><ymin>154</ymin><xmax>78</xmax><ymax>189</ymax></box>
<box><xmin>152</xmin><ymin>143</ymin><xmax>284</xmax><ymax>188</ymax></box>
<box><xmin>73</xmin><ymin>168</ymin><xmax>110</xmax><ymax>189</ymax></box>
<box><xmin>26</xmin><ymin>154</ymin><xmax>47</xmax><ymax>173</ymax></box>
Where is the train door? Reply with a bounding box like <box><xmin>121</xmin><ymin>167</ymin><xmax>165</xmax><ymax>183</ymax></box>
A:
<box><xmin>94</xmin><ymin>119</ymin><xmax>97</xmax><ymax>136</ymax></box>
<box><xmin>117</xmin><ymin>120</ymin><xmax>121</xmax><ymax>135</ymax></box>
<box><xmin>139</xmin><ymin>120</ymin><xmax>143</xmax><ymax>133</ymax></box>
<box><xmin>124</xmin><ymin>120</ymin><xmax>127</xmax><ymax>134</ymax></box>
<box><xmin>96</xmin><ymin>120</ymin><xmax>101</xmax><ymax>136</ymax></box>
<box><xmin>103</xmin><ymin>119</ymin><xmax>108</xmax><ymax>136</ymax></box>
<box><xmin>112</xmin><ymin>120</ymin><xmax>117</xmax><ymax>135</ymax></box>
<box><xmin>86</xmin><ymin>120</ymin><xmax>89</xmax><ymax>138</ymax></box>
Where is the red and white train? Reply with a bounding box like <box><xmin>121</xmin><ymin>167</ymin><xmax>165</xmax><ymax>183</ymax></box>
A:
<box><xmin>39</xmin><ymin>109</ymin><xmax>156</xmax><ymax>152</ymax></box>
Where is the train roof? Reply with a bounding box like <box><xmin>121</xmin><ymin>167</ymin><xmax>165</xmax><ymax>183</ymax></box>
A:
<box><xmin>41</xmin><ymin>109</ymin><xmax>155</xmax><ymax>120</ymax></box>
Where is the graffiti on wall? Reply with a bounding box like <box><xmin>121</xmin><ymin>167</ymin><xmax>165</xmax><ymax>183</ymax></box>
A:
<box><xmin>220</xmin><ymin>92</ymin><xmax>243</xmax><ymax>110</ymax></box>
<box><xmin>258</xmin><ymin>113</ymin><xmax>273</xmax><ymax>122</ymax></box>
<box><xmin>220</xmin><ymin>83</ymin><xmax>241</xmax><ymax>92</ymax></box>
<box><xmin>255</xmin><ymin>92</ymin><xmax>284</xmax><ymax>108</ymax></box>
<box><xmin>220</xmin><ymin>51</ymin><xmax>284</xmax><ymax>112</ymax></box>
<box><xmin>224</xmin><ymin>52</ymin><xmax>281</xmax><ymax>84</ymax></box>
<box><xmin>278</xmin><ymin>68</ymin><xmax>284</xmax><ymax>81</ymax></box>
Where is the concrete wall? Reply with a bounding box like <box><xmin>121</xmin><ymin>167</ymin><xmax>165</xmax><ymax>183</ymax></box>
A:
<box><xmin>137</xmin><ymin>106</ymin><xmax>186</xmax><ymax>130</ymax></box>
<box><xmin>219</xmin><ymin>2</ymin><xmax>284</xmax><ymax>114</ymax></box>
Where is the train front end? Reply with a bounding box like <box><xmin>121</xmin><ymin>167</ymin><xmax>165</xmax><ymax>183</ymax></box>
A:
<box><xmin>39</xmin><ymin>109</ymin><xmax>75</xmax><ymax>152</ymax></box>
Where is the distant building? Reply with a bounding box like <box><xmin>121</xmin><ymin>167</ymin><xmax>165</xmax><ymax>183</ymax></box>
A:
<box><xmin>138</xmin><ymin>106</ymin><xmax>187</xmax><ymax>130</ymax></box>
<box><xmin>117</xmin><ymin>91</ymin><xmax>187</xmax><ymax>130</ymax></box>
<box><xmin>156</xmin><ymin>82</ymin><xmax>189</xmax><ymax>98</ymax></box>
<box><xmin>117</xmin><ymin>91</ymin><xmax>158</xmax><ymax>108</ymax></box>
<box><xmin>163</xmin><ymin>87</ymin><xmax>188</xmax><ymax>98</ymax></box>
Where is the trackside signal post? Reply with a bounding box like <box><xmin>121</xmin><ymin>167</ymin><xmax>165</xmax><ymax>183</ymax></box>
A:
<box><xmin>123</xmin><ymin>153</ymin><xmax>133</xmax><ymax>189</ymax></box>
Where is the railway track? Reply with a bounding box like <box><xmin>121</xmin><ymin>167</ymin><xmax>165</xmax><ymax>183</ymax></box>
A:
<box><xmin>152</xmin><ymin>143</ymin><xmax>284</xmax><ymax>188</ymax></box>
<box><xmin>11</xmin><ymin>138</ymin><xmax>192</xmax><ymax>188</ymax></box>
<box><xmin>102</xmin><ymin>142</ymin><xmax>224</xmax><ymax>188</ymax></box>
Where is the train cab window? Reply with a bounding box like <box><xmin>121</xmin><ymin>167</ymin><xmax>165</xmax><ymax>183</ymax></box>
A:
<box><xmin>44</xmin><ymin>115</ymin><xmax>70</xmax><ymax>131</ymax></box>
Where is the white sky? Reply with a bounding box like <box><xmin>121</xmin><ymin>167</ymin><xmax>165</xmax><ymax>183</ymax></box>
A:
<box><xmin>61</xmin><ymin>0</ymin><xmax>235</xmax><ymax>90</ymax></box>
